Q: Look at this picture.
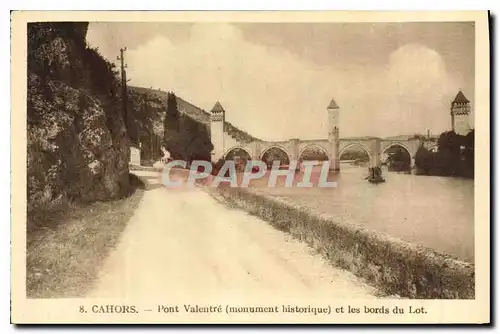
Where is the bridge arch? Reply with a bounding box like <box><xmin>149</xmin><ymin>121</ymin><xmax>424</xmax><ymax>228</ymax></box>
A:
<box><xmin>339</xmin><ymin>142</ymin><xmax>372</xmax><ymax>161</ymax></box>
<box><xmin>259</xmin><ymin>145</ymin><xmax>291</xmax><ymax>165</ymax></box>
<box><xmin>381</xmin><ymin>143</ymin><xmax>413</xmax><ymax>170</ymax></box>
<box><xmin>381</xmin><ymin>142</ymin><xmax>413</xmax><ymax>158</ymax></box>
<box><xmin>298</xmin><ymin>144</ymin><xmax>330</xmax><ymax>161</ymax></box>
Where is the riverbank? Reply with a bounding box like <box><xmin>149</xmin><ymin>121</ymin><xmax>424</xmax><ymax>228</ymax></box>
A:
<box><xmin>26</xmin><ymin>174</ymin><xmax>145</xmax><ymax>298</ymax></box>
<box><xmin>214</xmin><ymin>187</ymin><xmax>474</xmax><ymax>299</ymax></box>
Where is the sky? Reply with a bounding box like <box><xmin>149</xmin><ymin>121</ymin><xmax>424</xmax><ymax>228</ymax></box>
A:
<box><xmin>86</xmin><ymin>22</ymin><xmax>475</xmax><ymax>141</ymax></box>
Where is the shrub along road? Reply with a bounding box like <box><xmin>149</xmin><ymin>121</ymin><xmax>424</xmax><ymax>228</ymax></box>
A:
<box><xmin>90</xmin><ymin>170</ymin><xmax>379</xmax><ymax>298</ymax></box>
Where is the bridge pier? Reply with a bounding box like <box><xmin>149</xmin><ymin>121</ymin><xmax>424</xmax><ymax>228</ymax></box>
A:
<box><xmin>251</xmin><ymin>141</ymin><xmax>261</xmax><ymax>161</ymax></box>
<box><xmin>369</xmin><ymin>155</ymin><xmax>382</xmax><ymax>169</ymax></box>
<box><xmin>327</xmin><ymin>99</ymin><xmax>341</xmax><ymax>172</ymax></box>
<box><xmin>289</xmin><ymin>139</ymin><xmax>300</xmax><ymax>171</ymax></box>
<box><xmin>329</xmin><ymin>157</ymin><xmax>340</xmax><ymax>171</ymax></box>
<box><xmin>329</xmin><ymin>127</ymin><xmax>340</xmax><ymax>171</ymax></box>
<box><xmin>369</xmin><ymin>139</ymin><xmax>382</xmax><ymax>169</ymax></box>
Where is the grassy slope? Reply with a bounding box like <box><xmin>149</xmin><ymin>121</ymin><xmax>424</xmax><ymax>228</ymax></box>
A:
<box><xmin>26</xmin><ymin>177</ymin><xmax>145</xmax><ymax>298</ymax></box>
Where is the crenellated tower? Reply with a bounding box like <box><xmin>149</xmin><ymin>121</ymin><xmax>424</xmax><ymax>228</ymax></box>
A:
<box><xmin>451</xmin><ymin>90</ymin><xmax>471</xmax><ymax>136</ymax></box>
<box><xmin>210</xmin><ymin>101</ymin><xmax>225</xmax><ymax>163</ymax></box>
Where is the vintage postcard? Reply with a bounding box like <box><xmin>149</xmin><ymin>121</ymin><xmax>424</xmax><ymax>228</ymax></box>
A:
<box><xmin>11</xmin><ymin>11</ymin><xmax>490</xmax><ymax>324</ymax></box>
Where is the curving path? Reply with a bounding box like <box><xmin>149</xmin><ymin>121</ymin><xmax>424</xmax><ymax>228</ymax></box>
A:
<box><xmin>90</xmin><ymin>170</ymin><xmax>378</xmax><ymax>299</ymax></box>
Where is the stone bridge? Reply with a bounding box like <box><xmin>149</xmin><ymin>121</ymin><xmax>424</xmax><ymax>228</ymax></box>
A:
<box><xmin>210</xmin><ymin>99</ymin><xmax>341</xmax><ymax>170</ymax></box>
<box><xmin>217</xmin><ymin>135</ymin><xmax>437</xmax><ymax>169</ymax></box>
<box><xmin>220</xmin><ymin>137</ymin><xmax>335</xmax><ymax>166</ymax></box>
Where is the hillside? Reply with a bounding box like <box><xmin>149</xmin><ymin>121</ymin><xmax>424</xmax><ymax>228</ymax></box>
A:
<box><xmin>127</xmin><ymin>87</ymin><xmax>213</xmax><ymax>163</ymax></box>
<box><xmin>128</xmin><ymin>86</ymin><xmax>211</xmax><ymax>125</ymax></box>
<box><xmin>128</xmin><ymin>86</ymin><xmax>262</xmax><ymax>147</ymax></box>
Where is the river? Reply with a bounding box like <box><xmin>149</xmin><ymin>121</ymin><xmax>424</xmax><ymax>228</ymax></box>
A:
<box><xmin>247</xmin><ymin>164</ymin><xmax>474</xmax><ymax>263</ymax></box>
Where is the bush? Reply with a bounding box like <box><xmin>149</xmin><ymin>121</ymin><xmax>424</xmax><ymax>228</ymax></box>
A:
<box><xmin>414</xmin><ymin>130</ymin><xmax>474</xmax><ymax>178</ymax></box>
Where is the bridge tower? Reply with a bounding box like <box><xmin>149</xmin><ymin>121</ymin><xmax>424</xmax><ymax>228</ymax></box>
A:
<box><xmin>451</xmin><ymin>90</ymin><xmax>471</xmax><ymax>136</ymax></box>
<box><xmin>327</xmin><ymin>98</ymin><xmax>340</xmax><ymax>171</ymax></box>
<box><xmin>210</xmin><ymin>101</ymin><xmax>225</xmax><ymax>163</ymax></box>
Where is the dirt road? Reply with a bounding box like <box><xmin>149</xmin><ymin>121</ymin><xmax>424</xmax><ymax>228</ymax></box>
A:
<box><xmin>90</xmin><ymin>170</ymin><xmax>378</xmax><ymax>298</ymax></box>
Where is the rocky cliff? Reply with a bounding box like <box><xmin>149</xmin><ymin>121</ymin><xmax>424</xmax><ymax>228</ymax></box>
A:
<box><xmin>27</xmin><ymin>22</ymin><xmax>130</xmax><ymax>213</ymax></box>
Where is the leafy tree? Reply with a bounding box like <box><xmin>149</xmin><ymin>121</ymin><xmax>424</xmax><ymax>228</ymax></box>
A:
<box><xmin>464</xmin><ymin>129</ymin><xmax>475</xmax><ymax>150</ymax></box>
<box><xmin>463</xmin><ymin>130</ymin><xmax>475</xmax><ymax>177</ymax></box>
<box><xmin>438</xmin><ymin>131</ymin><xmax>462</xmax><ymax>152</ymax></box>
<box><xmin>415</xmin><ymin>129</ymin><xmax>474</xmax><ymax>178</ymax></box>
<box><xmin>164</xmin><ymin>92</ymin><xmax>180</xmax><ymax>135</ymax></box>
<box><xmin>163</xmin><ymin>92</ymin><xmax>182</xmax><ymax>158</ymax></box>
<box><xmin>436</xmin><ymin>131</ymin><xmax>462</xmax><ymax>176</ymax></box>
<box><xmin>415</xmin><ymin>146</ymin><xmax>432</xmax><ymax>175</ymax></box>
<box><xmin>162</xmin><ymin>93</ymin><xmax>213</xmax><ymax>162</ymax></box>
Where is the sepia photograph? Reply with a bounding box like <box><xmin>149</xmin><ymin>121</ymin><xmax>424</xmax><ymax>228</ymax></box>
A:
<box><xmin>11</xmin><ymin>11</ymin><xmax>490</xmax><ymax>324</ymax></box>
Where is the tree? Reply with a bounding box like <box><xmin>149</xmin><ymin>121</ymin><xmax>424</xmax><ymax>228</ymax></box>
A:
<box><xmin>437</xmin><ymin>131</ymin><xmax>461</xmax><ymax>152</ymax></box>
<box><xmin>162</xmin><ymin>94</ymin><xmax>213</xmax><ymax>162</ymax></box>
<box><xmin>414</xmin><ymin>146</ymin><xmax>432</xmax><ymax>175</ymax></box>
<box><xmin>464</xmin><ymin>129</ymin><xmax>475</xmax><ymax>150</ymax></box>
<box><xmin>436</xmin><ymin>131</ymin><xmax>462</xmax><ymax>176</ymax></box>
<box><xmin>164</xmin><ymin>92</ymin><xmax>180</xmax><ymax>135</ymax></box>
<box><xmin>412</xmin><ymin>129</ymin><xmax>474</xmax><ymax>179</ymax></box>
<box><xmin>163</xmin><ymin>92</ymin><xmax>183</xmax><ymax>158</ymax></box>
<box><xmin>463</xmin><ymin>130</ymin><xmax>475</xmax><ymax>177</ymax></box>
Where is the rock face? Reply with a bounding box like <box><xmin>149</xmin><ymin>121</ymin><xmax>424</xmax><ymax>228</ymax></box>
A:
<box><xmin>27</xmin><ymin>22</ymin><xmax>130</xmax><ymax>212</ymax></box>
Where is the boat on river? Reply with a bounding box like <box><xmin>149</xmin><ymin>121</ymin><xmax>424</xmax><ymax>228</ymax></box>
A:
<box><xmin>366</xmin><ymin>167</ymin><xmax>386</xmax><ymax>184</ymax></box>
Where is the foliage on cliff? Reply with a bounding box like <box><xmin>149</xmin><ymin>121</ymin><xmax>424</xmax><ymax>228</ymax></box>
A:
<box><xmin>126</xmin><ymin>87</ymin><xmax>165</xmax><ymax>165</ymax></box>
<box><xmin>224</xmin><ymin>121</ymin><xmax>261</xmax><ymax>144</ymax></box>
<box><xmin>27</xmin><ymin>22</ymin><xmax>130</xmax><ymax>214</ymax></box>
